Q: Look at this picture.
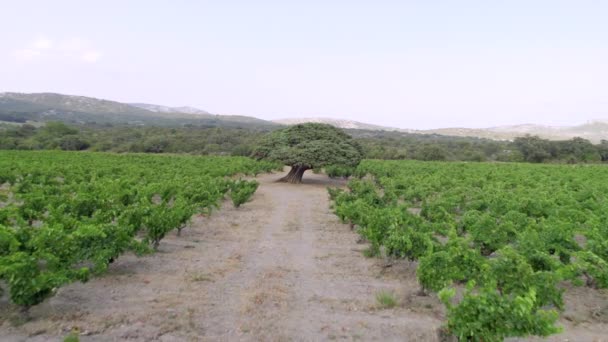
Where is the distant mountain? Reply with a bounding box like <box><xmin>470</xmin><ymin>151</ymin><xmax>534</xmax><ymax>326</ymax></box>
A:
<box><xmin>173</xmin><ymin>106</ymin><xmax>210</xmax><ymax>115</ymax></box>
<box><xmin>1</xmin><ymin>92</ymin><xmax>152</xmax><ymax>116</ymax></box>
<box><xmin>0</xmin><ymin>92</ymin><xmax>277</xmax><ymax>129</ymax></box>
<box><xmin>428</xmin><ymin>121</ymin><xmax>608</xmax><ymax>143</ymax></box>
<box><xmin>276</xmin><ymin>117</ymin><xmax>608</xmax><ymax>143</ymax></box>
<box><xmin>129</xmin><ymin>103</ymin><xmax>210</xmax><ymax>115</ymax></box>
<box><xmin>272</xmin><ymin>117</ymin><xmax>405</xmax><ymax>132</ymax></box>
<box><xmin>2</xmin><ymin>92</ymin><xmax>606</xmax><ymax>142</ymax></box>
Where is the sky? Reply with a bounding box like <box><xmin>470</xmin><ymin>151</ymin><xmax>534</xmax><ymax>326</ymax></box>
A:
<box><xmin>1</xmin><ymin>0</ymin><xmax>607</xmax><ymax>129</ymax></box>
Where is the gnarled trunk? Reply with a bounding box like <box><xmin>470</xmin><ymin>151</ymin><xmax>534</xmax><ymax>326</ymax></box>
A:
<box><xmin>279</xmin><ymin>165</ymin><xmax>308</xmax><ymax>184</ymax></box>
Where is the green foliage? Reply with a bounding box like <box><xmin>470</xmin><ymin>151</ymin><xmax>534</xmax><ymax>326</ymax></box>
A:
<box><xmin>253</xmin><ymin>123</ymin><xmax>363</xmax><ymax>169</ymax></box>
<box><xmin>2</xmin><ymin>120</ymin><xmax>606</xmax><ymax>165</ymax></box>
<box><xmin>329</xmin><ymin>159</ymin><xmax>608</xmax><ymax>340</ymax></box>
<box><xmin>440</xmin><ymin>286</ymin><xmax>561</xmax><ymax>341</ymax></box>
<box><xmin>514</xmin><ymin>135</ymin><xmax>602</xmax><ymax>163</ymax></box>
<box><xmin>386</xmin><ymin>228</ymin><xmax>434</xmax><ymax>260</ymax></box>
<box><xmin>229</xmin><ymin>179</ymin><xmax>259</xmax><ymax>208</ymax></box>
<box><xmin>463</xmin><ymin>211</ymin><xmax>516</xmax><ymax>256</ymax></box>
<box><xmin>325</xmin><ymin>165</ymin><xmax>355</xmax><ymax>178</ymax></box>
<box><xmin>375</xmin><ymin>290</ymin><xmax>397</xmax><ymax>309</ymax></box>
<box><xmin>415</xmin><ymin>144</ymin><xmax>448</xmax><ymax>161</ymax></box>
<box><xmin>143</xmin><ymin>203</ymin><xmax>183</xmax><ymax>249</ymax></box>
<box><xmin>0</xmin><ymin>151</ymin><xmax>275</xmax><ymax>309</ymax></box>
<box><xmin>418</xmin><ymin>251</ymin><xmax>455</xmax><ymax>292</ymax></box>
<box><xmin>0</xmin><ymin>122</ymin><xmax>274</xmax><ymax>156</ymax></box>
<box><xmin>417</xmin><ymin>235</ymin><xmax>487</xmax><ymax>292</ymax></box>
<box><xmin>58</xmin><ymin>136</ymin><xmax>90</xmax><ymax>151</ymax></box>
<box><xmin>560</xmin><ymin>251</ymin><xmax>608</xmax><ymax>288</ymax></box>
<box><xmin>63</xmin><ymin>333</ymin><xmax>80</xmax><ymax>342</ymax></box>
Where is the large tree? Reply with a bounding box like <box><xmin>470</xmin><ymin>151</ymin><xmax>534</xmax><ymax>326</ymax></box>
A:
<box><xmin>253</xmin><ymin>123</ymin><xmax>363</xmax><ymax>183</ymax></box>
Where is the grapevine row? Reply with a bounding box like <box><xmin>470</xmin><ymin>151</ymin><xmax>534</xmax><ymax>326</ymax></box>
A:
<box><xmin>330</xmin><ymin>160</ymin><xmax>608</xmax><ymax>341</ymax></box>
<box><xmin>0</xmin><ymin>151</ymin><xmax>280</xmax><ymax>312</ymax></box>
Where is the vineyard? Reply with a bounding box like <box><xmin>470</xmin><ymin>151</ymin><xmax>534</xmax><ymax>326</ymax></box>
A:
<box><xmin>330</xmin><ymin>160</ymin><xmax>608</xmax><ymax>341</ymax></box>
<box><xmin>2</xmin><ymin>151</ymin><xmax>608</xmax><ymax>340</ymax></box>
<box><xmin>0</xmin><ymin>151</ymin><xmax>279</xmax><ymax>313</ymax></box>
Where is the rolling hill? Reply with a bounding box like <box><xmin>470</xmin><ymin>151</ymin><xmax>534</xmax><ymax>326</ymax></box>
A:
<box><xmin>129</xmin><ymin>103</ymin><xmax>211</xmax><ymax>116</ymax></box>
<box><xmin>272</xmin><ymin>117</ymin><xmax>403</xmax><ymax>131</ymax></box>
<box><xmin>1</xmin><ymin>92</ymin><xmax>606</xmax><ymax>142</ymax></box>
<box><xmin>275</xmin><ymin>117</ymin><xmax>608</xmax><ymax>143</ymax></box>
<box><xmin>0</xmin><ymin>92</ymin><xmax>278</xmax><ymax>129</ymax></box>
<box><xmin>425</xmin><ymin>122</ymin><xmax>608</xmax><ymax>143</ymax></box>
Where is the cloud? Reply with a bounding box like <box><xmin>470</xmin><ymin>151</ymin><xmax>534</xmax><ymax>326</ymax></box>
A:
<box><xmin>13</xmin><ymin>48</ymin><xmax>42</xmax><ymax>61</ymax></box>
<box><xmin>81</xmin><ymin>51</ymin><xmax>101</xmax><ymax>63</ymax></box>
<box><xmin>58</xmin><ymin>38</ymin><xmax>87</xmax><ymax>53</ymax></box>
<box><xmin>32</xmin><ymin>38</ymin><xmax>53</xmax><ymax>50</ymax></box>
<box><xmin>13</xmin><ymin>37</ymin><xmax>102</xmax><ymax>63</ymax></box>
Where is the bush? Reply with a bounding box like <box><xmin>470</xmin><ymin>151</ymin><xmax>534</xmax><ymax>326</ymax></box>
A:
<box><xmin>59</xmin><ymin>136</ymin><xmax>90</xmax><ymax>151</ymax></box>
<box><xmin>325</xmin><ymin>165</ymin><xmax>355</xmax><ymax>178</ymax></box>
<box><xmin>229</xmin><ymin>179</ymin><xmax>259</xmax><ymax>208</ymax></box>
<box><xmin>439</xmin><ymin>286</ymin><xmax>561</xmax><ymax>341</ymax></box>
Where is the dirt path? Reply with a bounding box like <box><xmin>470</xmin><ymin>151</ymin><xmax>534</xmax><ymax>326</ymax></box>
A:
<box><xmin>2</xmin><ymin>170</ymin><xmax>607</xmax><ymax>341</ymax></box>
<box><xmin>0</xmin><ymin>170</ymin><xmax>440</xmax><ymax>341</ymax></box>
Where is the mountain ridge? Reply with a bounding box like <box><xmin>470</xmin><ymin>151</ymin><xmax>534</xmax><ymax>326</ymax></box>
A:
<box><xmin>272</xmin><ymin>117</ymin><xmax>404</xmax><ymax>131</ymax></box>
<box><xmin>0</xmin><ymin>92</ymin><xmax>277</xmax><ymax>129</ymax></box>
<box><xmin>274</xmin><ymin>117</ymin><xmax>608</xmax><ymax>143</ymax></box>
<box><xmin>129</xmin><ymin>103</ymin><xmax>211</xmax><ymax>116</ymax></box>
<box><xmin>1</xmin><ymin>92</ymin><xmax>606</xmax><ymax>142</ymax></box>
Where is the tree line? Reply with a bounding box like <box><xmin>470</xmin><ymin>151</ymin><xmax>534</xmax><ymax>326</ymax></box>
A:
<box><xmin>1</xmin><ymin>122</ymin><xmax>607</xmax><ymax>164</ymax></box>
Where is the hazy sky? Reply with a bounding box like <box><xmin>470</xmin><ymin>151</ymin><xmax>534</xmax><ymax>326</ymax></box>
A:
<box><xmin>1</xmin><ymin>1</ymin><xmax>607</xmax><ymax>129</ymax></box>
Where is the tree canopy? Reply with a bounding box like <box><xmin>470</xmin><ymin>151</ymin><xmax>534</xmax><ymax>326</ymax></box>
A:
<box><xmin>253</xmin><ymin>123</ymin><xmax>363</xmax><ymax>183</ymax></box>
<box><xmin>3</xmin><ymin>122</ymin><xmax>607</xmax><ymax>165</ymax></box>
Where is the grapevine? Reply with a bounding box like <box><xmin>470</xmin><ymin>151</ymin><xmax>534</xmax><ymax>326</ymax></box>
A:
<box><xmin>0</xmin><ymin>151</ymin><xmax>280</xmax><ymax>312</ymax></box>
<box><xmin>331</xmin><ymin>160</ymin><xmax>608</xmax><ymax>340</ymax></box>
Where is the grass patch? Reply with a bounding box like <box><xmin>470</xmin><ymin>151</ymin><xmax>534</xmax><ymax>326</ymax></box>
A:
<box><xmin>63</xmin><ymin>333</ymin><xmax>80</xmax><ymax>342</ymax></box>
<box><xmin>375</xmin><ymin>290</ymin><xmax>397</xmax><ymax>309</ymax></box>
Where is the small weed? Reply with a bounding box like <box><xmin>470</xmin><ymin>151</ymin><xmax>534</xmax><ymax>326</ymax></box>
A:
<box><xmin>189</xmin><ymin>272</ymin><xmax>213</xmax><ymax>282</ymax></box>
<box><xmin>375</xmin><ymin>290</ymin><xmax>397</xmax><ymax>309</ymax></box>
<box><xmin>63</xmin><ymin>331</ymin><xmax>80</xmax><ymax>342</ymax></box>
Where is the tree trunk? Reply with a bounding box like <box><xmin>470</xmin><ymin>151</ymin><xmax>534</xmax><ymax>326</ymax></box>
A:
<box><xmin>279</xmin><ymin>165</ymin><xmax>308</xmax><ymax>184</ymax></box>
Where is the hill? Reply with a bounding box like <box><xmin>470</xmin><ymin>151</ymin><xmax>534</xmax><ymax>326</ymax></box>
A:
<box><xmin>427</xmin><ymin>122</ymin><xmax>608</xmax><ymax>143</ymax></box>
<box><xmin>272</xmin><ymin>117</ymin><xmax>403</xmax><ymax>131</ymax></box>
<box><xmin>0</xmin><ymin>92</ymin><xmax>278</xmax><ymax>129</ymax></box>
<box><xmin>2</xmin><ymin>92</ymin><xmax>606</xmax><ymax>142</ymax></box>
<box><xmin>277</xmin><ymin>117</ymin><xmax>608</xmax><ymax>143</ymax></box>
<box><xmin>129</xmin><ymin>103</ymin><xmax>211</xmax><ymax>115</ymax></box>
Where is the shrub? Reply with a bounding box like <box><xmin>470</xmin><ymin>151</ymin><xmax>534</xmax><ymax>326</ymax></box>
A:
<box><xmin>325</xmin><ymin>165</ymin><xmax>355</xmax><ymax>179</ymax></box>
<box><xmin>229</xmin><ymin>179</ymin><xmax>259</xmax><ymax>208</ymax></box>
<box><xmin>375</xmin><ymin>290</ymin><xmax>397</xmax><ymax>309</ymax></box>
